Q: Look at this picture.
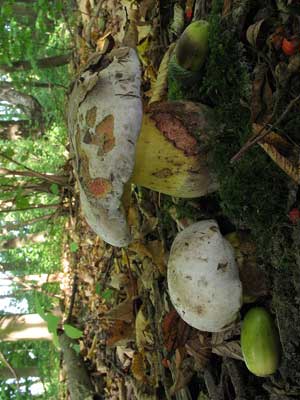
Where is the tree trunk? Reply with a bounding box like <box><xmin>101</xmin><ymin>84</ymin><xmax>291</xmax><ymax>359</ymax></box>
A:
<box><xmin>59</xmin><ymin>333</ymin><xmax>95</xmax><ymax>400</ymax></box>
<box><xmin>0</xmin><ymin>232</ymin><xmax>47</xmax><ymax>250</ymax></box>
<box><xmin>5</xmin><ymin>272</ymin><xmax>64</xmax><ymax>286</ymax></box>
<box><xmin>0</xmin><ymin>366</ymin><xmax>40</xmax><ymax>380</ymax></box>
<box><xmin>2</xmin><ymin>3</ymin><xmax>37</xmax><ymax>23</ymax></box>
<box><xmin>0</xmin><ymin>120</ymin><xmax>41</xmax><ymax>140</ymax></box>
<box><xmin>0</xmin><ymin>82</ymin><xmax>43</xmax><ymax>129</ymax></box>
<box><xmin>0</xmin><ymin>54</ymin><xmax>71</xmax><ymax>74</ymax></box>
<box><xmin>0</xmin><ymin>314</ymin><xmax>52</xmax><ymax>341</ymax></box>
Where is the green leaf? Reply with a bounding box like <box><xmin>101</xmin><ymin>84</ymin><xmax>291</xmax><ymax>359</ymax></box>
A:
<box><xmin>35</xmin><ymin>294</ymin><xmax>47</xmax><ymax>320</ymax></box>
<box><xmin>63</xmin><ymin>324</ymin><xmax>83</xmax><ymax>339</ymax></box>
<box><xmin>102</xmin><ymin>288</ymin><xmax>113</xmax><ymax>301</ymax></box>
<box><xmin>95</xmin><ymin>283</ymin><xmax>102</xmax><ymax>295</ymax></box>
<box><xmin>71</xmin><ymin>343</ymin><xmax>81</xmax><ymax>354</ymax></box>
<box><xmin>44</xmin><ymin>314</ymin><xmax>60</xmax><ymax>333</ymax></box>
<box><xmin>70</xmin><ymin>242</ymin><xmax>79</xmax><ymax>253</ymax></box>
<box><xmin>52</xmin><ymin>330</ymin><xmax>61</xmax><ymax>350</ymax></box>
<box><xmin>50</xmin><ymin>183</ymin><xmax>60</xmax><ymax>195</ymax></box>
<box><xmin>3</xmin><ymin>148</ymin><xmax>15</xmax><ymax>158</ymax></box>
<box><xmin>15</xmin><ymin>195</ymin><xmax>30</xmax><ymax>209</ymax></box>
<box><xmin>95</xmin><ymin>284</ymin><xmax>114</xmax><ymax>301</ymax></box>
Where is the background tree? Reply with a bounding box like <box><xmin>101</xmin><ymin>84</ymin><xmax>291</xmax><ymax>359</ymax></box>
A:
<box><xmin>0</xmin><ymin>1</ymin><xmax>75</xmax><ymax>398</ymax></box>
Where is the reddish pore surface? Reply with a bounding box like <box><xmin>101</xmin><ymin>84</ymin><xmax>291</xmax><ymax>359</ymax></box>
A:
<box><xmin>88</xmin><ymin>178</ymin><xmax>112</xmax><ymax>198</ymax></box>
<box><xmin>153</xmin><ymin>113</ymin><xmax>199</xmax><ymax>156</ymax></box>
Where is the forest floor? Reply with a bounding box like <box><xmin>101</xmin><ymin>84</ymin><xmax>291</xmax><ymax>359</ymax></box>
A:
<box><xmin>62</xmin><ymin>0</ymin><xmax>300</xmax><ymax>399</ymax></box>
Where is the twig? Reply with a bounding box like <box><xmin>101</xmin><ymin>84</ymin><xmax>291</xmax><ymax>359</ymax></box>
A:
<box><xmin>0</xmin><ymin>212</ymin><xmax>56</xmax><ymax>231</ymax></box>
<box><xmin>0</xmin><ymin>203</ymin><xmax>61</xmax><ymax>214</ymax></box>
<box><xmin>65</xmin><ymin>273</ymin><xmax>78</xmax><ymax>324</ymax></box>
<box><xmin>231</xmin><ymin>93</ymin><xmax>300</xmax><ymax>163</ymax></box>
<box><xmin>0</xmin><ymin>351</ymin><xmax>21</xmax><ymax>392</ymax></box>
<box><xmin>0</xmin><ymin>153</ymin><xmax>69</xmax><ymax>185</ymax></box>
<box><xmin>203</xmin><ymin>364</ymin><xmax>223</xmax><ymax>400</ymax></box>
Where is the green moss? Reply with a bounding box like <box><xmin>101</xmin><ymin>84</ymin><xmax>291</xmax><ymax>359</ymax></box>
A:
<box><xmin>192</xmin><ymin>2</ymin><xmax>289</xmax><ymax>252</ymax></box>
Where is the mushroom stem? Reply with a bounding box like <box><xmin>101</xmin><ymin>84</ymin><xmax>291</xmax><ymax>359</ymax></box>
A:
<box><xmin>130</xmin><ymin>101</ymin><xmax>218</xmax><ymax>198</ymax></box>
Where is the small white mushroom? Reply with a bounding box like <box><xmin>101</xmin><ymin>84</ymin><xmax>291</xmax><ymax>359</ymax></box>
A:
<box><xmin>167</xmin><ymin>220</ymin><xmax>242</xmax><ymax>332</ymax></box>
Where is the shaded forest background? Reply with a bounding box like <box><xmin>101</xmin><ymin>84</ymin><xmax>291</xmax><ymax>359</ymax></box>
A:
<box><xmin>0</xmin><ymin>0</ymin><xmax>74</xmax><ymax>398</ymax></box>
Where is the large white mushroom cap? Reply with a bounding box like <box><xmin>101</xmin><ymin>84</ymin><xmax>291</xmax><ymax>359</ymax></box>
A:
<box><xmin>167</xmin><ymin>220</ymin><xmax>242</xmax><ymax>332</ymax></box>
<box><xmin>67</xmin><ymin>47</ymin><xmax>142</xmax><ymax>247</ymax></box>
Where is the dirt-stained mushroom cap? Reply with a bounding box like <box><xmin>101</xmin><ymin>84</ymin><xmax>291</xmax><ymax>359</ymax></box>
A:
<box><xmin>68</xmin><ymin>47</ymin><xmax>142</xmax><ymax>246</ymax></box>
<box><xmin>167</xmin><ymin>220</ymin><xmax>242</xmax><ymax>332</ymax></box>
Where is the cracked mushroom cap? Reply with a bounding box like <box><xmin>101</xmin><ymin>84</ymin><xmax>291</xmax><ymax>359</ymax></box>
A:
<box><xmin>68</xmin><ymin>47</ymin><xmax>143</xmax><ymax>247</ymax></box>
<box><xmin>167</xmin><ymin>220</ymin><xmax>242</xmax><ymax>332</ymax></box>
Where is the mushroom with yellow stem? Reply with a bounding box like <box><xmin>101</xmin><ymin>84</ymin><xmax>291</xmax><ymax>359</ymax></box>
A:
<box><xmin>67</xmin><ymin>47</ymin><xmax>216</xmax><ymax>246</ymax></box>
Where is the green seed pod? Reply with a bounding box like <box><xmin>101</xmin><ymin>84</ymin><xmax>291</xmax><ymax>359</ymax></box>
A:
<box><xmin>175</xmin><ymin>20</ymin><xmax>209</xmax><ymax>72</ymax></box>
<box><xmin>241</xmin><ymin>307</ymin><xmax>281</xmax><ymax>377</ymax></box>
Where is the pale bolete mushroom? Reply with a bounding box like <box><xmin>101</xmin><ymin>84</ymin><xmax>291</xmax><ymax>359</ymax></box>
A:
<box><xmin>167</xmin><ymin>220</ymin><xmax>242</xmax><ymax>332</ymax></box>
<box><xmin>67</xmin><ymin>47</ymin><xmax>216</xmax><ymax>246</ymax></box>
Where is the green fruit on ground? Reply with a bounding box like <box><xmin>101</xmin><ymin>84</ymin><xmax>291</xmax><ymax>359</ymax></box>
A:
<box><xmin>241</xmin><ymin>307</ymin><xmax>281</xmax><ymax>377</ymax></box>
<box><xmin>175</xmin><ymin>20</ymin><xmax>209</xmax><ymax>72</ymax></box>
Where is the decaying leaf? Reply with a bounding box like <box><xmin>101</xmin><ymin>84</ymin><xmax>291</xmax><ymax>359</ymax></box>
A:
<box><xmin>162</xmin><ymin>309</ymin><xmax>191</xmax><ymax>352</ymax></box>
<box><xmin>104</xmin><ymin>296</ymin><xmax>134</xmax><ymax>322</ymax></box>
<box><xmin>106</xmin><ymin>320</ymin><xmax>135</xmax><ymax>346</ymax></box>
<box><xmin>211</xmin><ymin>323</ymin><xmax>243</xmax><ymax>361</ymax></box>
<box><xmin>169</xmin><ymin>355</ymin><xmax>194</xmax><ymax>395</ymax></box>
<box><xmin>246</xmin><ymin>19</ymin><xmax>268</xmax><ymax>48</ymax></box>
<box><xmin>150</xmin><ymin>43</ymin><xmax>176</xmax><ymax>104</ymax></box>
<box><xmin>259</xmin><ymin>141</ymin><xmax>300</xmax><ymax>183</ymax></box>
<box><xmin>131</xmin><ymin>351</ymin><xmax>148</xmax><ymax>383</ymax></box>
<box><xmin>222</xmin><ymin>0</ymin><xmax>232</xmax><ymax>16</ymax></box>
<box><xmin>185</xmin><ymin>332</ymin><xmax>211</xmax><ymax>370</ymax></box>
<box><xmin>135</xmin><ymin>307</ymin><xmax>154</xmax><ymax>352</ymax></box>
<box><xmin>146</xmin><ymin>240</ymin><xmax>167</xmax><ymax>275</ymax></box>
<box><xmin>139</xmin><ymin>0</ymin><xmax>157</xmax><ymax>20</ymax></box>
<box><xmin>251</xmin><ymin>64</ymin><xmax>273</xmax><ymax>122</ymax></box>
<box><xmin>212</xmin><ymin>340</ymin><xmax>243</xmax><ymax>361</ymax></box>
<box><xmin>169</xmin><ymin>3</ymin><xmax>185</xmax><ymax>39</ymax></box>
<box><xmin>268</xmin><ymin>26</ymin><xmax>285</xmax><ymax>50</ymax></box>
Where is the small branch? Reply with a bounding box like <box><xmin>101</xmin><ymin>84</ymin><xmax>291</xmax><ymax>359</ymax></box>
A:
<box><xmin>65</xmin><ymin>274</ymin><xmax>78</xmax><ymax>324</ymax></box>
<box><xmin>0</xmin><ymin>203</ymin><xmax>61</xmax><ymax>214</ymax></box>
<box><xmin>0</xmin><ymin>212</ymin><xmax>56</xmax><ymax>231</ymax></box>
<box><xmin>231</xmin><ymin>93</ymin><xmax>300</xmax><ymax>163</ymax></box>
<box><xmin>0</xmin><ymin>351</ymin><xmax>21</xmax><ymax>392</ymax></box>
<box><xmin>0</xmin><ymin>152</ymin><xmax>68</xmax><ymax>185</ymax></box>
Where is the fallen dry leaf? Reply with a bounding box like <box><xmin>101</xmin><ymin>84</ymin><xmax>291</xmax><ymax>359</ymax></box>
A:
<box><xmin>106</xmin><ymin>320</ymin><xmax>135</xmax><ymax>346</ymax></box>
<box><xmin>135</xmin><ymin>307</ymin><xmax>154</xmax><ymax>352</ymax></box>
<box><xmin>222</xmin><ymin>0</ymin><xmax>232</xmax><ymax>16</ymax></box>
<box><xmin>212</xmin><ymin>340</ymin><xmax>244</xmax><ymax>361</ymax></box>
<box><xmin>162</xmin><ymin>309</ymin><xmax>191</xmax><ymax>352</ymax></box>
<box><xmin>104</xmin><ymin>296</ymin><xmax>134</xmax><ymax>322</ymax></box>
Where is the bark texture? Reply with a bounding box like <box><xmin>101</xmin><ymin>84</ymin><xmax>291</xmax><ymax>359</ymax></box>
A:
<box><xmin>0</xmin><ymin>82</ymin><xmax>43</xmax><ymax>128</ymax></box>
<box><xmin>59</xmin><ymin>333</ymin><xmax>95</xmax><ymax>400</ymax></box>
<box><xmin>0</xmin><ymin>120</ymin><xmax>40</xmax><ymax>140</ymax></box>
